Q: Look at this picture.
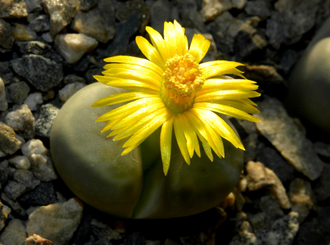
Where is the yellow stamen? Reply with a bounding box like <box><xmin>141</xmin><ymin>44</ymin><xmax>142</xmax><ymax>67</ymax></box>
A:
<box><xmin>161</xmin><ymin>53</ymin><xmax>204</xmax><ymax>113</ymax></box>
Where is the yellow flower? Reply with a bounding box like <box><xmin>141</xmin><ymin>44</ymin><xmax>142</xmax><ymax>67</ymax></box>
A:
<box><xmin>92</xmin><ymin>20</ymin><xmax>261</xmax><ymax>175</ymax></box>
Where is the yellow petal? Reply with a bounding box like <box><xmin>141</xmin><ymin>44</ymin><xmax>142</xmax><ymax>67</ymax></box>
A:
<box><xmin>173</xmin><ymin>20</ymin><xmax>188</xmax><ymax>56</ymax></box>
<box><xmin>195</xmin><ymin>89</ymin><xmax>261</xmax><ymax>102</ymax></box>
<box><xmin>91</xmin><ymin>91</ymin><xmax>157</xmax><ymax>107</ymax></box>
<box><xmin>201</xmin><ymin>79</ymin><xmax>259</xmax><ymax>92</ymax></box>
<box><xmin>194</xmin><ymin>102</ymin><xmax>261</xmax><ymax>122</ymax></box>
<box><xmin>136</xmin><ymin>36</ymin><xmax>164</xmax><ymax>68</ymax></box>
<box><xmin>200</xmin><ymin>61</ymin><xmax>244</xmax><ymax>79</ymax></box>
<box><xmin>189</xmin><ymin>34</ymin><xmax>211</xmax><ymax>63</ymax></box>
<box><xmin>146</xmin><ymin>26</ymin><xmax>170</xmax><ymax>65</ymax></box>
<box><xmin>160</xmin><ymin>115</ymin><xmax>174</xmax><ymax>175</ymax></box>
<box><xmin>164</xmin><ymin>21</ymin><xmax>177</xmax><ymax>58</ymax></box>
<box><xmin>173</xmin><ymin>115</ymin><xmax>190</xmax><ymax>165</ymax></box>
<box><xmin>104</xmin><ymin>55</ymin><xmax>164</xmax><ymax>76</ymax></box>
<box><xmin>93</xmin><ymin>76</ymin><xmax>159</xmax><ymax>91</ymax></box>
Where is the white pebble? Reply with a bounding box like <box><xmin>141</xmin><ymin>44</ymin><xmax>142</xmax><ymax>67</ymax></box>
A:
<box><xmin>21</xmin><ymin>139</ymin><xmax>47</xmax><ymax>156</ymax></box>
<box><xmin>24</xmin><ymin>92</ymin><xmax>43</xmax><ymax>111</ymax></box>
<box><xmin>9</xmin><ymin>156</ymin><xmax>31</xmax><ymax>170</ymax></box>
<box><xmin>59</xmin><ymin>82</ymin><xmax>85</xmax><ymax>103</ymax></box>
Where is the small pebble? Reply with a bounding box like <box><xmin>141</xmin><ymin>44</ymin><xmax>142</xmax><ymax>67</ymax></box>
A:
<box><xmin>9</xmin><ymin>156</ymin><xmax>31</xmax><ymax>170</ymax></box>
<box><xmin>0</xmin><ymin>123</ymin><xmax>22</xmax><ymax>155</ymax></box>
<box><xmin>22</xmin><ymin>139</ymin><xmax>48</xmax><ymax>156</ymax></box>
<box><xmin>29</xmin><ymin>154</ymin><xmax>57</xmax><ymax>182</ymax></box>
<box><xmin>59</xmin><ymin>82</ymin><xmax>86</xmax><ymax>103</ymax></box>
<box><xmin>24</xmin><ymin>92</ymin><xmax>43</xmax><ymax>111</ymax></box>
<box><xmin>0</xmin><ymin>219</ymin><xmax>27</xmax><ymax>245</ymax></box>
<box><xmin>6</xmin><ymin>81</ymin><xmax>31</xmax><ymax>105</ymax></box>
<box><xmin>0</xmin><ymin>77</ymin><xmax>8</xmax><ymax>111</ymax></box>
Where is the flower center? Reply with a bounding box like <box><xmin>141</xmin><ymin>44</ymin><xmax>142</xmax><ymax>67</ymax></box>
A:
<box><xmin>161</xmin><ymin>53</ymin><xmax>204</xmax><ymax>113</ymax></box>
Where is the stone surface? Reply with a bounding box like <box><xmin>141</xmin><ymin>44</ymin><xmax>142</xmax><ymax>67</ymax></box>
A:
<box><xmin>55</xmin><ymin>33</ymin><xmax>98</xmax><ymax>64</ymax></box>
<box><xmin>0</xmin><ymin>61</ymin><xmax>13</xmax><ymax>85</ymax></box>
<box><xmin>0</xmin><ymin>19</ymin><xmax>14</xmax><ymax>49</ymax></box>
<box><xmin>201</xmin><ymin>0</ymin><xmax>232</xmax><ymax>22</ymax></box>
<box><xmin>13</xmin><ymin>168</ymin><xmax>40</xmax><ymax>189</ymax></box>
<box><xmin>1</xmin><ymin>192</ymin><xmax>26</xmax><ymax>216</ymax></box>
<box><xmin>4</xmin><ymin>104</ymin><xmax>35</xmax><ymax>139</ymax></box>
<box><xmin>255</xmin><ymin>96</ymin><xmax>324</xmax><ymax>180</ymax></box>
<box><xmin>0</xmin><ymin>201</ymin><xmax>9</xmax><ymax>232</ymax></box>
<box><xmin>26</xmin><ymin>198</ymin><xmax>84</xmax><ymax>245</ymax></box>
<box><xmin>24</xmin><ymin>234</ymin><xmax>55</xmax><ymax>245</ymax></box>
<box><xmin>29</xmin><ymin>153</ymin><xmax>57</xmax><ymax>181</ymax></box>
<box><xmin>16</xmin><ymin>41</ymin><xmax>49</xmax><ymax>55</ymax></box>
<box><xmin>0</xmin><ymin>77</ymin><xmax>8</xmax><ymax>111</ymax></box>
<box><xmin>19</xmin><ymin>182</ymin><xmax>57</xmax><ymax>206</ymax></box>
<box><xmin>0</xmin><ymin>123</ymin><xmax>22</xmax><ymax>154</ymax></box>
<box><xmin>29</xmin><ymin>14</ymin><xmax>50</xmax><ymax>32</ymax></box>
<box><xmin>289</xmin><ymin>178</ymin><xmax>314</xmax><ymax>223</ymax></box>
<box><xmin>314</xmin><ymin>164</ymin><xmax>330</xmax><ymax>201</ymax></box>
<box><xmin>63</xmin><ymin>74</ymin><xmax>85</xmax><ymax>84</ymax></box>
<box><xmin>245</xmin><ymin>161</ymin><xmax>291</xmax><ymax>209</ymax></box>
<box><xmin>0</xmin><ymin>0</ymin><xmax>28</xmax><ymax>18</ymax></box>
<box><xmin>24</xmin><ymin>92</ymin><xmax>43</xmax><ymax>111</ymax></box>
<box><xmin>256</xmin><ymin>147</ymin><xmax>296</xmax><ymax>184</ymax></box>
<box><xmin>11</xmin><ymin>54</ymin><xmax>63</xmax><ymax>92</ymax></box>
<box><xmin>13</xmin><ymin>24</ymin><xmax>36</xmax><ymax>41</ymax></box>
<box><xmin>35</xmin><ymin>103</ymin><xmax>59</xmax><ymax>138</ymax></box>
<box><xmin>0</xmin><ymin>160</ymin><xmax>9</xmax><ymax>188</ymax></box>
<box><xmin>4</xmin><ymin>180</ymin><xmax>26</xmax><ymax>200</ymax></box>
<box><xmin>9</xmin><ymin>155</ymin><xmax>31</xmax><ymax>169</ymax></box>
<box><xmin>147</xmin><ymin>0</ymin><xmax>171</xmax><ymax>35</ymax></box>
<box><xmin>71</xmin><ymin>0</ymin><xmax>116</xmax><ymax>43</ymax></box>
<box><xmin>0</xmin><ymin>219</ymin><xmax>27</xmax><ymax>245</ymax></box>
<box><xmin>245</xmin><ymin>0</ymin><xmax>271</xmax><ymax>18</ymax></box>
<box><xmin>6</xmin><ymin>81</ymin><xmax>30</xmax><ymax>104</ymax></box>
<box><xmin>43</xmin><ymin>0</ymin><xmax>79</xmax><ymax>36</ymax></box>
<box><xmin>314</xmin><ymin>141</ymin><xmax>330</xmax><ymax>158</ymax></box>
<box><xmin>22</xmin><ymin>139</ymin><xmax>48</xmax><ymax>156</ymax></box>
<box><xmin>59</xmin><ymin>82</ymin><xmax>85</xmax><ymax>103</ymax></box>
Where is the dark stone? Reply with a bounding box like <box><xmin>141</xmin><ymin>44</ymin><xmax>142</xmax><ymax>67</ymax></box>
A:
<box><xmin>11</xmin><ymin>54</ymin><xmax>63</xmax><ymax>92</ymax></box>
<box><xmin>70</xmin><ymin>213</ymin><xmax>93</xmax><ymax>245</ymax></box>
<box><xmin>16</xmin><ymin>41</ymin><xmax>50</xmax><ymax>55</ymax></box>
<box><xmin>0</xmin><ymin>161</ymin><xmax>9</xmax><ymax>188</ymax></box>
<box><xmin>6</xmin><ymin>81</ymin><xmax>30</xmax><ymax>104</ymax></box>
<box><xmin>124</xmin><ymin>232</ymin><xmax>145</xmax><ymax>245</ymax></box>
<box><xmin>29</xmin><ymin>14</ymin><xmax>50</xmax><ymax>32</ymax></box>
<box><xmin>314</xmin><ymin>165</ymin><xmax>330</xmax><ymax>201</ymax></box>
<box><xmin>234</xmin><ymin>29</ymin><xmax>266</xmax><ymax>58</ymax></box>
<box><xmin>256</xmin><ymin>147</ymin><xmax>296</xmax><ymax>184</ymax></box>
<box><xmin>79</xmin><ymin>0</ymin><xmax>98</xmax><ymax>11</ymax></box>
<box><xmin>279</xmin><ymin>49</ymin><xmax>299</xmax><ymax>74</ymax></box>
<box><xmin>35</xmin><ymin>103</ymin><xmax>59</xmax><ymax>138</ymax></box>
<box><xmin>18</xmin><ymin>181</ymin><xmax>57</xmax><ymax>206</ymax></box>
<box><xmin>0</xmin><ymin>19</ymin><xmax>14</xmax><ymax>50</ymax></box>
<box><xmin>0</xmin><ymin>61</ymin><xmax>13</xmax><ymax>84</ymax></box>
<box><xmin>245</xmin><ymin>0</ymin><xmax>271</xmax><ymax>18</ymax></box>
<box><xmin>96</xmin><ymin>12</ymin><xmax>141</xmax><ymax>59</ymax></box>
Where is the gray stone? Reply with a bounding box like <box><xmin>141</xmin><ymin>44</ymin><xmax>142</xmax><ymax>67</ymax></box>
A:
<box><xmin>0</xmin><ymin>160</ymin><xmax>9</xmax><ymax>188</ymax></box>
<box><xmin>35</xmin><ymin>103</ymin><xmax>59</xmax><ymax>138</ymax></box>
<box><xmin>0</xmin><ymin>0</ymin><xmax>28</xmax><ymax>18</ymax></box>
<box><xmin>245</xmin><ymin>0</ymin><xmax>271</xmax><ymax>18</ymax></box>
<box><xmin>314</xmin><ymin>141</ymin><xmax>330</xmax><ymax>158</ymax></box>
<box><xmin>12</xmin><ymin>24</ymin><xmax>36</xmax><ymax>41</ymax></box>
<box><xmin>16</xmin><ymin>41</ymin><xmax>50</xmax><ymax>55</ymax></box>
<box><xmin>147</xmin><ymin>0</ymin><xmax>171</xmax><ymax>35</ymax></box>
<box><xmin>0</xmin><ymin>78</ymin><xmax>8</xmax><ymax>111</ymax></box>
<box><xmin>29</xmin><ymin>14</ymin><xmax>50</xmax><ymax>32</ymax></box>
<box><xmin>90</xmin><ymin>219</ymin><xmax>123</xmax><ymax>241</ymax></box>
<box><xmin>11</xmin><ymin>54</ymin><xmax>63</xmax><ymax>92</ymax></box>
<box><xmin>29</xmin><ymin>154</ymin><xmax>57</xmax><ymax>181</ymax></box>
<box><xmin>279</xmin><ymin>49</ymin><xmax>299</xmax><ymax>75</ymax></box>
<box><xmin>256</xmin><ymin>147</ymin><xmax>296</xmax><ymax>184</ymax></box>
<box><xmin>244</xmin><ymin>65</ymin><xmax>284</xmax><ymax>86</ymax></box>
<box><xmin>255</xmin><ymin>97</ymin><xmax>324</xmax><ymax>180</ymax></box>
<box><xmin>13</xmin><ymin>169</ymin><xmax>40</xmax><ymax>189</ymax></box>
<box><xmin>266</xmin><ymin>0</ymin><xmax>320</xmax><ymax>49</ymax></box>
<box><xmin>229</xmin><ymin>220</ymin><xmax>257</xmax><ymax>245</ymax></box>
<box><xmin>231</xmin><ymin>0</ymin><xmax>246</xmax><ymax>9</ymax></box>
<box><xmin>96</xmin><ymin>11</ymin><xmax>141</xmax><ymax>59</ymax></box>
<box><xmin>0</xmin><ymin>61</ymin><xmax>13</xmax><ymax>85</ymax></box>
<box><xmin>0</xmin><ymin>19</ymin><xmax>14</xmax><ymax>50</ymax></box>
<box><xmin>78</xmin><ymin>0</ymin><xmax>97</xmax><ymax>11</ymax></box>
<box><xmin>4</xmin><ymin>180</ymin><xmax>26</xmax><ymax>200</ymax></box>
<box><xmin>43</xmin><ymin>0</ymin><xmax>79</xmax><ymax>36</ymax></box>
<box><xmin>55</xmin><ymin>33</ymin><xmax>98</xmax><ymax>64</ymax></box>
<box><xmin>24</xmin><ymin>0</ymin><xmax>43</xmax><ymax>12</ymax></box>
<box><xmin>9</xmin><ymin>155</ymin><xmax>31</xmax><ymax>169</ymax></box>
<box><xmin>6</xmin><ymin>81</ymin><xmax>30</xmax><ymax>105</ymax></box>
<box><xmin>24</xmin><ymin>92</ymin><xmax>43</xmax><ymax>111</ymax></box>
<box><xmin>1</xmin><ymin>193</ymin><xmax>26</xmax><ymax>216</ymax></box>
<box><xmin>4</xmin><ymin>104</ymin><xmax>35</xmax><ymax>139</ymax></box>
<box><xmin>71</xmin><ymin>0</ymin><xmax>116</xmax><ymax>43</ymax></box>
<box><xmin>63</xmin><ymin>74</ymin><xmax>85</xmax><ymax>84</ymax></box>
<box><xmin>201</xmin><ymin>0</ymin><xmax>232</xmax><ymax>22</ymax></box>
<box><xmin>59</xmin><ymin>82</ymin><xmax>86</xmax><ymax>103</ymax></box>
<box><xmin>0</xmin><ymin>219</ymin><xmax>27</xmax><ymax>245</ymax></box>
<box><xmin>314</xmin><ymin>164</ymin><xmax>330</xmax><ymax>201</ymax></box>
<box><xmin>19</xmin><ymin>182</ymin><xmax>57</xmax><ymax>206</ymax></box>
<box><xmin>0</xmin><ymin>123</ymin><xmax>22</xmax><ymax>155</ymax></box>
<box><xmin>26</xmin><ymin>198</ymin><xmax>84</xmax><ymax>245</ymax></box>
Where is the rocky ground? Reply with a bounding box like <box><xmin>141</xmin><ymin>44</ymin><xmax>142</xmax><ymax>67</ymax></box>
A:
<box><xmin>0</xmin><ymin>0</ymin><xmax>330</xmax><ymax>244</ymax></box>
